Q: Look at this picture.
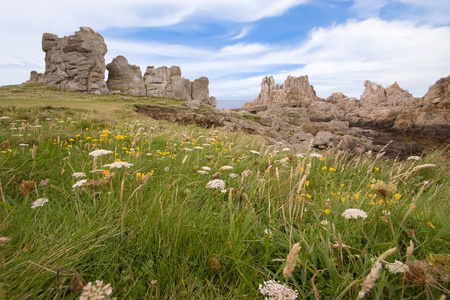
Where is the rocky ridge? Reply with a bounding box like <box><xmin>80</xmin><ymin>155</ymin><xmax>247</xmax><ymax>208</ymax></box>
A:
<box><xmin>28</xmin><ymin>27</ymin><xmax>215</xmax><ymax>107</ymax></box>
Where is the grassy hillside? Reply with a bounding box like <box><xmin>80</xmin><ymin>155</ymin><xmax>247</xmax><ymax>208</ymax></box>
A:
<box><xmin>0</xmin><ymin>84</ymin><xmax>449</xmax><ymax>299</ymax></box>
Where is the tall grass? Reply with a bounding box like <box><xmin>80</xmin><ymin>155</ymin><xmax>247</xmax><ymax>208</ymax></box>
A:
<box><xmin>0</xmin><ymin>99</ymin><xmax>449</xmax><ymax>299</ymax></box>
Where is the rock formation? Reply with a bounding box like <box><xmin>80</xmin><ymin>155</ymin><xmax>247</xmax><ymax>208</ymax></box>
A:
<box><xmin>247</xmin><ymin>75</ymin><xmax>320</xmax><ymax>107</ymax></box>
<box><xmin>41</xmin><ymin>26</ymin><xmax>109</xmax><ymax>94</ymax></box>
<box><xmin>27</xmin><ymin>27</ymin><xmax>216</xmax><ymax>107</ymax></box>
<box><xmin>236</xmin><ymin>75</ymin><xmax>450</xmax><ymax>156</ymax></box>
<box><xmin>106</xmin><ymin>56</ymin><xmax>146</xmax><ymax>96</ymax></box>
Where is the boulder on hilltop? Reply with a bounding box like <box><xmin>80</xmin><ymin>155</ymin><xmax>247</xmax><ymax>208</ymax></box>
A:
<box><xmin>41</xmin><ymin>26</ymin><xmax>109</xmax><ymax>94</ymax></box>
<box><xmin>106</xmin><ymin>55</ymin><xmax>146</xmax><ymax>96</ymax></box>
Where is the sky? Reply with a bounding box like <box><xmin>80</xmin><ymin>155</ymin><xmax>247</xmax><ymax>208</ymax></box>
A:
<box><xmin>1</xmin><ymin>0</ymin><xmax>449</xmax><ymax>108</ymax></box>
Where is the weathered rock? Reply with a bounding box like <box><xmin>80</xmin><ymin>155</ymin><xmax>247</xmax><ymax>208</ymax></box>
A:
<box><xmin>422</xmin><ymin>75</ymin><xmax>450</xmax><ymax>109</ymax></box>
<box><xmin>192</xmin><ymin>77</ymin><xmax>210</xmax><ymax>103</ymax></box>
<box><xmin>144</xmin><ymin>66</ymin><xmax>171</xmax><ymax>98</ymax></box>
<box><xmin>106</xmin><ymin>55</ymin><xmax>146</xmax><ymax>96</ymax></box>
<box><xmin>27</xmin><ymin>70</ymin><xmax>44</xmax><ymax>83</ymax></box>
<box><xmin>248</xmin><ymin>75</ymin><xmax>319</xmax><ymax>107</ymax></box>
<box><xmin>42</xmin><ymin>27</ymin><xmax>108</xmax><ymax>94</ymax></box>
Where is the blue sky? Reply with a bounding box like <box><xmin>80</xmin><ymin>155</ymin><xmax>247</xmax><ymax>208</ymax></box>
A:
<box><xmin>1</xmin><ymin>0</ymin><xmax>449</xmax><ymax>108</ymax></box>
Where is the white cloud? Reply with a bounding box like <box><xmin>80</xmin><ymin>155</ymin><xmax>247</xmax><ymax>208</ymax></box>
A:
<box><xmin>232</xmin><ymin>25</ymin><xmax>253</xmax><ymax>40</ymax></box>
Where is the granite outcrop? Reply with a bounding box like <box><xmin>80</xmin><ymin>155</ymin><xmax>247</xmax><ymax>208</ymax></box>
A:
<box><xmin>27</xmin><ymin>27</ymin><xmax>215</xmax><ymax>107</ymax></box>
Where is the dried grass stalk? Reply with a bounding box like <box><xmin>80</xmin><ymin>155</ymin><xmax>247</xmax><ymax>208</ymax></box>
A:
<box><xmin>283</xmin><ymin>242</ymin><xmax>301</xmax><ymax>279</ymax></box>
<box><xmin>358</xmin><ymin>247</ymin><xmax>397</xmax><ymax>298</ymax></box>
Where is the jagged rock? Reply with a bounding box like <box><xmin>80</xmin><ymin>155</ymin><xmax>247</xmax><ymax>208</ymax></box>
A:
<box><xmin>422</xmin><ymin>75</ymin><xmax>450</xmax><ymax>109</ymax></box>
<box><xmin>248</xmin><ymin>75</ymin><xmax>319</xmax><ymax>107</ymax></box>
<box><xmin>144</xmin><ymin>66</ymin><xmax>171</xmax><ymax>98</ymax></box>
<box><xmin>42</xmin><ymin>27</ymin><xmax>108</xmax><ymax>93</ymax></box>
<box><xmin>312</xmin><ymin>131</ymin><xmax>333</xmax><ymax>148</ymax></box>
<box><xmin>106</xmin><ymin>56</ymin><xmax>145</xmax><ymax>96</ymax></box>
<box><xmin>27</xmin><ymin>70</ymin><xmax>44</xmax><ymax>83</ymax></box>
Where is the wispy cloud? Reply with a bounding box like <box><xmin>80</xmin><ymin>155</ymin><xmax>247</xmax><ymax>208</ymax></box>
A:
<box><xmin>232</xmin><ymin>25</ymin><xmax>253</xmax><ymax>40</ymax></box>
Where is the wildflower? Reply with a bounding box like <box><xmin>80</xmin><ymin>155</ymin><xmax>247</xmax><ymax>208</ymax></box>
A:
<box><xmin>72</xmin><ymin>172</ymin><xmax>86</xmax><ymax>179</ymax></box>
<box><xmin>295</xmin><ymin>153</ymin><xmax>304</xmax><ymax>158</ymax></box>
<box><xmin>306</xmin><ymin>194</ymin><xmax>312</xmax><ymax>199</ymax></box>
<box><xmin>427</xmin><ymin>221</ymin><xmax>435</xmax><ymax>229</ymax></box>
<box><xmin>229</xmin><ymin>173</ymin><xmax>238</xmax><ymax>178</ymax></box>
<box><xmin>264</xmin><ymin>228</ymin><xmax>273</xmax><ymax>237</ymax></box>
<box><xmin>374</xmin><ymin>167</ymin><xmax>380</xmax><ymax>172</ymax></box>
<box><xmin>309</xmin><ymin>153</ymin><xmax>323</xmax><ymax>158</ymax></box>
<box><xmin>329</xmin><ymin>167</ymin><xmax>336</xmax><ymax>172</ymax></box>
<box><xmin>197</xmin><ymin>170</ymin><xmax>209</xmax><ymax>175</ymax></box>
<box><xmin>341</xmin><ymin>196</ymin><xmax>346</xmax><ymax>202</ymax></box>
<box><xmin>281</xmin><ymin>148</ymin><xmax>291</xmax><ymax>152</ymax></box>
<box><xmin>382</xmin><ymin>210</ymin><xmax>390</xmax><ymax>216</ymax></box>
<box><xmin>79</xmin><ymin>280</ymin><xmax>112</xmax><ymax>300</ymax></box>
<box><xmin>283</xmin><ymin>242</ymin><xmax>301</xmax><ymax>278</ymax></box>
<box><xmin>321</xmin><ymin>166</ymin><xmax>327</xmax><ymax>170</ymax></box>
<box><xmin>19</xmin><ymin>143</ymin><xmax>29</xmax><ymax>147</ymax></box>
<box><xmin>385</xmin><ymin>260</ymin><xmax>409</xmax><ymax>274</ymax></box>
<box><xmin>259</xmin><ymin>280</ymin><xmax>298</xmax><ymax>300</ymax></box>
<box><xmin>324</xmin><ymin>208</ymin><xmax>330</xmax><ymax>214</ymax></box>
<box><xmin>31</xmin><ymin>198</ymin><xmax>49</xmax><ymax>209</ymax></box>
<box><xmin>342</xmin><ymin>208</ymin><xmax>368</xmax><ymax>219</ymax></box>
<box><xmin>103</xmin><ymin>161</ymin><xmax>133</xmax><ymax>169</ymax></box>
<box><xmin>394</xmin><ymin>193</ymin><xmax>402</xmax><ymax>199</ymax></box>
<box><xmin>250</xmin><ymin>150</ymin><xmax>260</xmax><ymax>154</ymax></box>
<box><xmin>371</xmin><ymin>180</ymin><xmax>397</xmax><ymax>199</ymax></box>
<box><xmin>241</xmin><ymin>170</ymin><xmax>253</xmax><ymax>178</ymax></box>
<box><xmin>193</xmin><ymin>146</ymin><xmax>204</xmax><ymax>150</ymax></box>
<box><xmin>72</xmin><ymin>179</ymin><xmax>88</xmax><ymax>189</ymax></box>
<box><xmin>202</xmin><ymin>166</ymin><xmax>211</xmax><ymax>171</ymax></box>
<box><xmin>206</xmin><ymin>179</ymin><xmax>226</xmax><ymax>190</ymax></box>
<box><xmin>88</xmin><ymin>149</ymin><xmax>113</xmax><ymax>157</ymax></box>
<box><xmin>407</xmin><ymin>156</ymin><xmax>421</xmax><ymax>161</ymax></box>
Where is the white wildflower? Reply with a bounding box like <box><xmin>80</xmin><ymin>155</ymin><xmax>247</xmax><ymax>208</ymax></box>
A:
<box><xmin>341</xmin><ymin>208</ymin><xmax>368</xmax><ymax>219</ymax></box>
<box><xmin>88</xmin><ymin>149</ymin><xmax>113</xmax><ymax>157</ymax></box>
<box><xmin>264</xmin><ymin>228</ymin><xmax>273</xmax><ymax>238</ymax></box>
<box><xmin>183</xmin><ymin>147</ymin><xmax>193</xmax><ymax>151</ymax></box>
<box><xmin>259</xmin><ymin>280</ymin><xmax>298</xmax><ymax>300</ymax></box>
<box><xmin>19</xmin><ymin>143</ymin><xmax>29</xmax><ymax>147</ymax></box>
<box><xmin>281</xmin><ymin>148</ymin><xmax>291</xmax><ymax>152</ymax></box>
<box><xmin>31</xmin><ymin>198</ymin><xmax>49</xmax><ymax>209</ymax></box>
<box><xmin>202</xmin><ymin>166</ymin><xmax>211</xmax><ymax>171</ymax></box>
<box><xmin>250</xmin><ymin>150</ymin><xmax>260</xmax><ymax>154</ymax></box>
<box><xmin>0</xmin><ymin>116</ymin><xmax>10</xmax><ymax>120</ymax></box>
<box><xmin>382</xmin><ymin>210</ymin><xmax>390</xmax><ymax>216</ymax></box>
<box><xmin>309</xmin><ymin>153</ymin><xmax>323</xmax><ymax>158</ymax></box>
<box><xmin>229</xmin><ymin>173</ymin><xmax>238</xmax><ymax>178</ymax></box>
<box><xmin>385</xmin><ymin>260</ymin><xmax>409</xmax><ymax>274</ymax></box>
<box><xmin>72</xmin><ymin>172</ymin><xmax>86</xmax><ymax>179</ymax></box>
<box><xmin>164</xmin><ymin>167</ymin><xmax>169</xmax><ymax>172</ymax></box>
<box><xmin>295</xmin><ymin>153</ymin><xmax>304</xmax><ymax>158</ymax></box>
<box><xmin>197</xmin><ymin>170</ymin><xmax>209</xmax><ymax>175</ymax></box>
<box><xmin>206</xmin><ymin>179</ymin><xmax>226</xmax><ymax>190</ymax></box>
<box><xmin>275</xmin><ymin>157</ymin><xmax>289</xmax><ymax>165</ymax></box>
<box><xmin>103</xmin><ymin>161</ymin><xmax>133</xmax><ymax>169</ymax></box>
<box><xmin>407</xmin><ymin>156</ymin><xmax>421</xmax><ymax>161</ymax></box>
<box><xmin>72</xmin><ymin>179</ymin><xmax>88</xmax><ymax>189</ymax></box>
<box><xmin>221</xmin><ymin>189</ymin><xmax>228</xmax><ymax>194</ymax></box>
<box><xmin>320</xmin><ymin>220</ymin><xmax>329</xmax><ymax>226</ymax></box>
<box><xmin>193</xmin><ymin>146</ymin><xmax>204</xmax><ymax>150</ymax></box>
<box><xmin>241</xmin><ymin>170</ymin><xmax>253</xmax><ymax>178</ymax></box>
<box><xmin>79</xmin><ymin>280</ymin><xmax>112</xmax><ymax>300</ymax></box>
<box><xmin>219</xmin><ymin>166</ymin><xmax>233</xmax><ymax>171</ymax></box>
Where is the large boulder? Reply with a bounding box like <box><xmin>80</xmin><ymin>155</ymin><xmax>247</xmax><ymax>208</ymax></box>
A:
<box><xmin>42</xmin><ymin>27</ymin><xmax>108</xmax><ymax>93</ymax></box>
<box><xmin>192</xmin><ymin>77</ymin><xmax>210</xmax><ymax>103</ymax></box>
<box><xmin>106</xmin><ymin>56</ymin><xmax>146</xmax><ymax>96</ymax></box>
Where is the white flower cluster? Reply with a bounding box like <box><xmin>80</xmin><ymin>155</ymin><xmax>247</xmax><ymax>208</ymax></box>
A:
<box><xmin>72</xmin><ymin>172</ymin><xmax>86</xmax><ymax>178</ymax></box>
<box><xmin>341</xmin><ymin>208</ymin><xmax>368</xmax><ymax>219</ymax></box>
<box><xmin>259</xmin><ymin>280</ymin><xmax>298</xmax><ymax>300</ymax></box>
<box><xmin>73</xmin><ymin>179</ymin><xmax>88</xmax><ymax>189</ymax></box>
<box><xmin>79</xmin><ymin>280</ymin><xmax>112</xmax><ymax>300</ymax></box>
<box><xmin>88</xmin><ymin>149</ymin><xmax>113</xmax><ymax>157</ymax></box>
<box><xmin>250</xmin><ymin>150</ymin><xmax>260</xmax><ymax>155</ymax></box>
<box><xmin>205</xmin><ymin>179</ymin><xmax>226</xmax><ymax>190</ymax></box>
<box><xmin>385</xmin><ymin>260</ymin><xmax>409</xmax><ymax>274</ymax></box>
<box><xmin>219</xmin><ymin>166</ymin><xmax>233</xmax><ymax>171</ymax></box>
<box><xmin>103</xmin><ymin>161</ymin><xmax>133</xmax><ymax>169</ymax></box>
<box><xmin>241</xmin><ymin>170</ymin><xmax>253</xmax><ymax>178</ymax></box>
<box><xmin>229</xmin><ymin>173</ymin><xmax>238</xmax><ymax>179</ymax></box>
<box><xmin>31</xmin><ymin>198</ymin><xmax>49</xmax><ymax>209</ymax></box>
<box><xmin>309</xmin><ymin>153</ymin><xmax>323</xmax><ymax>158</ymax></box>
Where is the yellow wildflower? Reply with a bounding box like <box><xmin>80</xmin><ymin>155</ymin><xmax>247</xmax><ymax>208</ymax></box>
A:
<box><xmin>427</xmin><ymin>221</ymin><xmax>435</xmax><ymax>229</ymax></box>
<box><xmin>394</xmin><ymin>193</ymin><xmax>402</xmax><ymax>199</ymax></box>
<box><xmin>324</xmin><ymin>209</ymin><xmax>330</xmax><ymax>214</ymax></box>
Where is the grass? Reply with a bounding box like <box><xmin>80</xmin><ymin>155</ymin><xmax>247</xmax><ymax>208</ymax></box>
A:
<box><xmin>0</xmin><ymin>84</ymin><xmax>449</xmax><ymax>299</ymax></box>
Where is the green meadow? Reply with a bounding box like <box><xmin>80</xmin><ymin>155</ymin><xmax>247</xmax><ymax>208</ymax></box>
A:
<box><xmin>0</xmin><ymin>84</ymin><xmax>449</xmax><ymax>299</ymax></box>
